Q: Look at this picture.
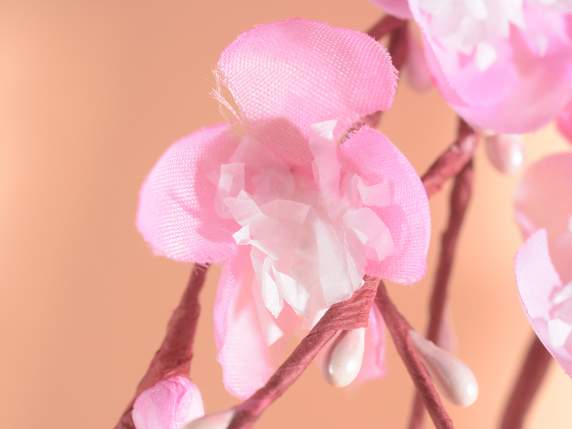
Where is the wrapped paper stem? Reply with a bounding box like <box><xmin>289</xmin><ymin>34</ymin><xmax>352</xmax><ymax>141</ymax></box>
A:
<box><xmin>366</xmin><ymin>14</ymin><xmax>406</xmax><ymax>41</ymax></box>
<box><xmin>408</xmin><ymin>157</ymin><xmax>475</xmax><ymax>429</ymax></box>
<box><xmin>227</xmin><ymin>280</ymin><xmax>378</xmax><ymax>429</ymax></box>
<box><xmin>115</xmin><ymin>263</ymin><xmax>209</xmax><ymax>429</ymax></box>
<box><xmin>376</xmin><ymin>282</ymin><xmax>454</xmax><ymax>429</ymax></box>
<box><xmin>498</xmin><ymin>335</ymin><xmax>552</xmax><ymax>429</ymax></box>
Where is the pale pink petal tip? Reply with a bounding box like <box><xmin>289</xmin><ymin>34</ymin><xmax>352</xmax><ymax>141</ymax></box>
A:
<box><xmin>132</xmin><ymin>376</ymin><xmax>205</xmax><ymax>429</ymax></box>
<box><xmin>371</xmin><ymin>0</ymin><xmax>412</xmax><ymax>19</ymax></box>
<box><xmin>216</xmin><ymin>19</ymin><xmax>397</xmax><ymax>141</ymax></box>
<box><xmin>340</xmin><ymin>127</ymin><xmax>431</xmax><ymax>284</ymax></box>
<box><xmin>136</xmin><ymin>124</ymin><xmax>238</xmax><ymax>264</ymax></box>
<box><xmin>516</xmin><ymin>230</ymin><xmax>572</xmax><ymax>377</ymax></box>
<box><xmin>214</xmin><ymin>249</ymin><xmax>277</xmax><ymax>399</ymax></box>
<box><xmin>514</xmin><ymin>152</ymin><xmax>572</xmax><ymax>237</ymax></box>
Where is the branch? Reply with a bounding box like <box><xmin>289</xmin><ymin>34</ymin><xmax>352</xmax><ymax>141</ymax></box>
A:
<box><xmin>408</xmin><ymin>157</ymin><xmax>475</xmax><ymax>429</ymax></box>
<box><xmin>115</xmin><ymin>263</ymin><xmax>209</xmax><ymax>429</ymax></box>
<box><xmin>227</xmin><ymin>280</ymin><xmax>378</xmax><ymax>429</ymax></box>
<box><xmin>376</xmin><ymin>282</ymin><xmax>454</xmax><ymax>429</ymax></box>
<box><xmin>366</xmin><ymin>15</ymin><xmax>406</xmax><ymax>41</ymax></box>
<box><xmin>422</xmin><ymin>120</ymin><xmax>477</xmax><ymax>198</ymax></box>
<box><xmin>498</xmin><ymin>335</ymin><xmax>552</xmax><ymax>429</ymax></box>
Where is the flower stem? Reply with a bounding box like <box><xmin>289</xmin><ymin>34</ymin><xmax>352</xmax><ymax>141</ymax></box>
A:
<box><xmin>498</xmin><ymin>335</ymin><xmax>552</xmax><ymax>429</ymax></box>
<box><xmin>366</xmin><ymin>15</ymin><xmax>406</xmax><ymax>41</ymax></box>
<box><xmin>376</xmin><ymin>281</ymin><xmax>454</xmax><ymax>429</ymax></box>
<box><xmin>114</xmin><ymin>263</ymin><xmax>209</xmax><ymax>429</ymax></box>
<box><xmin>228</xmin><ymin>280</ymin><xmax>378</xmax><ymax>429</ymax></box>
<box><xmin>408</xmin><ymin>155</ymin><xmax>475</xmax><ymax>429</ymax></box>
<box><xmin>422</xmin><ymin>120</ymin><xmax>477</xmax><ymax>197</ymax></box>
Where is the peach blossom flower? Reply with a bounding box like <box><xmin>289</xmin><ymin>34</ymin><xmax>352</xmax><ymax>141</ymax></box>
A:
<box><xmin>137</xmin><ymin>19</ymin><xmax>431</xmax><ymax>397</ymax></box>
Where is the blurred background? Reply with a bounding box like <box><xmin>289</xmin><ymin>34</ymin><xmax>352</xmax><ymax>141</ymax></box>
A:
<box><xmin>1</xmin><ymin>1</ymin><xmax>570</xmax><ymax>428</ymax></box>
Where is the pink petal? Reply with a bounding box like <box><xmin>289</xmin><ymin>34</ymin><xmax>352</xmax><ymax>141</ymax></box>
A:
<box><xmin>132</xmin><ymin>376</ymin><xmax>204</xmax><ymax>429</ymax></box>
<box><xmin>514</xmin><ymin>152</ymin><xmax>572</xmax><ymax>238</ymax></box>
<box><xmin>137</xmin><ymin>124</ymin><xmax>239</xmax><ymax>263</ymax></box>
<box><xmin>411</xmin><ymin>4</ymin><xmax>572</xmax><ymax>133</ymax></box>
<box><xmin>558</xmin><ymin>101</ymin><xmax>572</xmax><ymax>145</ymax></box>
<box><xmin>339</xmin><ymin>126</ymin><xmax>431</xmax><ymax>284</ymax></box>
<box><xmin>371</xmin><ymin>0</ymin><xmax>412</xmax><ymax>19</ymax></box>
<box><xmin>214</xmin><ymin>248</ymin><xmax>280</xmax><ymax>398</ymax></box>
<box><xmin>216</xmin><ymin>19</ymin><xmax>397</xmax><ymax>147</ymax></box>
<box><xmin>515</xmin><ymin>230</ymin><xmax>572</xmax><ymax>377</ymax></box>
<box><xmin>357</xmin><ymin>307</ymin><xmax>387</xmax><ymax>381</ymax></box>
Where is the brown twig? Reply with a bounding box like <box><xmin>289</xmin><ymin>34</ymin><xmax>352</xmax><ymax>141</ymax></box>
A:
<box><xmin>408</xmin><ymin>156</ymin><xmax>475</xmax><ymax>429</ymax></box>
<box><xmin>366</xmin><ymin>15</ymin><xmax>406</xmax><ymax>40</ymax></box>
<box><xmin>376</xmin><ymin>281</ymin><xmax>454</xmax><ymax>429</ymax></box>
<box><xmin>498</xmin><ymin>335</ymin><xmax>552</xmax><ymax>429</ymax></box>
<box><xmin>422</xmin><ymin>120</ymin><xmax>477</xmax><ymax>197</ymax></box>
<box><xmin>115</xmin><ymin>263</ymin><xmax>209</xmax><ymax>429</ymax></box>
<box><xmin>227</xmin><ymin>280</ymin><xmax>378</xmax><ymax>429</ymax></box>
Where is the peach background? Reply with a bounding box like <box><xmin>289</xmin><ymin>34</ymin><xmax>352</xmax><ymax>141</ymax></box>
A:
<box><xmin>1</xmin><ymin>1</ymin><xmax>571</xmax><ymax>428</ymax></box>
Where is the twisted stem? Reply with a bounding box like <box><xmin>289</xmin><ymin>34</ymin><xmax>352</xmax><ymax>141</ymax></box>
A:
<box><xmin>408</xmin><ymin>153</ymin><xmax>475</xmax><ymax>429</ymax></box>
<box><xmin>115</xmin><ymin>263</ymin><xmax>209</xmax><ymax>429</ymax></box>
<box><xmin>498</xmin><ymin>335</ymin><xmax>552</xmax><ymax>429</ymax></box>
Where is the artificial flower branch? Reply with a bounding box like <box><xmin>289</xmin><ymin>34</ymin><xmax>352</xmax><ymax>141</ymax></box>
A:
<box><xmin>409</xmin><ymin>155</ymin><xmax>475</xmax><ymax>429</ymax></box>
<box><xmin>366</xmin><ymin>14</ymin><xmax>405</xmax><ymax>41</ymax></box>
<box><xmin>115</xmin><ymin>263</ymin><xmax>209</xmax><ymax>429</ymax></box>
<box><xmin>226</xmin><ymin>280</ymin><xmax>378</xmax><ymax>429</ymax></box>
<box><xmin>376</xmin><ymin>281</ymin><xmax>455</xmax><ymax>429</ymax></box>
<box><xmin>498</xmin><ymin>335</ymin><xmax>552</xmax><ymax>429</ymax></box>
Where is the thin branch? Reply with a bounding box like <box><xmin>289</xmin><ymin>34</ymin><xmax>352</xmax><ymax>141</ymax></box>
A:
<box><xmin>422</xmin><ymin>120</ymin><xmax>477</xmax><ymax>197</ymax></box>
<box><xmin>115</xmin><ymin>263</ymin><xmax>209</xmax><ymax>429</ymax></box>
<box><xmin>366</xmin><ymin>15</ymin><xmax>406</xmax><ymax>40</ymax></box>
<box><xmin>498</xmin><ymin>335</ymin><xmax>552</xmax><ymax>429</ymax></box>
<box><xmin>228</xmin><ymin>280</ymin><xmax>378</xmax><ymax>429</ymax></box>
<box><xmin>408</xmin><ymin>157</ymin><xmax>475</xmax><ymax>429</ymax></box>
<box><xmin>376</xmin><ymin>281</ymin><xmax>454</xmax><ymax>429</ymax></box>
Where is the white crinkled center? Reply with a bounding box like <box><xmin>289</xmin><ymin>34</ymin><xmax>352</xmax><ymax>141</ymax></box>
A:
<box><xmin>417</xmin><ymin>0</ymin><xmax>572</xmax><ymax>70</ymax></box>
<box><xmin>215</xmin><ymin>121</ymin><xmax>395</xmax><ymax>320</ymax></box>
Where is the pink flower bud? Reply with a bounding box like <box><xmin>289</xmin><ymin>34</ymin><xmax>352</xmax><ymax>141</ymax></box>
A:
<box><xmin>183</xmin><ymin>409</ymin><xmax>235</xmax><ymax>429</ymax></box>
<box><xmin>323</xmin><ymin>328</ymin><xmax>366</xmax><ymax>387</ymax></box>
<box><xmin>484</xmin><ymin>133</ymin><xmax>525</xmax><ymax>174</ymax></box>
<box><xmin>133</xmin><ymin>376</ymin><xmax>204</xmax><ymax>429</ymax></box>
<box><xmin>410</xmin><ymin>330</ymin><xmax>479</xmax><ymax>407</ymax></box>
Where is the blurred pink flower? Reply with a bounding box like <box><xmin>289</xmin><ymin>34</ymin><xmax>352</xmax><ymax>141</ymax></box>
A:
<box><xmin>137</xmin><ymin>19</ymin><xmax>431</xmax><ymax>397</ymax></box>
<box><xmin>373</xmin><ymin>0</ymin><xmax>572</xmax><ymax>133</ymax></box>
<box><xmin>132</xmin><ymin>376</ymin><xmax>204</xmax><ymax>429</ymax></box>
<box><xmin>558</xmin><ymin>102</ymin><xmax>572</xmax><ymax>144</ymax></box>
<box><xmin>515</xmin><ymin>153</ymin><xmax>572</xmax><ymax>377</ymax></box>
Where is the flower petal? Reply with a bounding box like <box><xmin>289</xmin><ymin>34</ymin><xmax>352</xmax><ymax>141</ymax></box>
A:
<box><xmin>339</xmin><ymin>127</ymin><xmax>431</xmax><ymax>284</ymax></box>
<box><xmin>214</xmin><ymin>248</ymin><xmax>281</xmax><ymax>398</ymax></box>
<box><xmin>515</xmin><ymin>230</ymin><xmax>572</xmax><ymax>377</ymax></box>
<box><xmin>558</xmin><ymin>101</ymin><xmax>572</xmax><ymax>145</ymax></box>
<box><xmin>410</xmin><ymin>3</ymin><xmax>572</xmax><ymax>132</ymax></box>
<box><xmin>216</xmin><ymin>19</ymin><xmax>397</xmax><ymax>145</ymax></box>
<box><xmin>132</xmin><ymin>376</ymin><xmax>204</xmax><ymax>429</ymax></box>
<box><xmin>137</xmin><ymin>125</ymin><xmax>239</xmax><ymax>263</ymax></box>
<box><xmin>514</xmin><ymin>152</ymin><xmax>572</xmax><ymax>238</ymax></box>
<box><xmin>357</xmin><ymin>307</ymin><xmax>387</xmax><ymax>381</ymax></box>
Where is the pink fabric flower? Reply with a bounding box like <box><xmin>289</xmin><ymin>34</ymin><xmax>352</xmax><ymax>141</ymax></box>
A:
<box><xmin>515</xmin><ymin>153</ymin><xmax>572</xmax><ymax>377</ymax></box>
<box><xmin>374</xmin><ymin>0</ymin><xmax>572</xmax><ymax>133</ymax></box>
<box><xmin>137</xmin><ymin>19</ymin><xmax>431</xmax><ymax>398</ymax></box>
<box><xmin>132</xmin><ymin>376</ymin><xmax>204</xmax><ymax>429</ymax></box>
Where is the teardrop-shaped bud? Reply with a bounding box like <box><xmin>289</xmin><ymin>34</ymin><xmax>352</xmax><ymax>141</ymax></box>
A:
<box><xmin>323</xmin><ymin>328</ymin><xmax>366</xmax><ymax>387</ymax></box>
<box><xmin>183</xmin><ymin>409</ymin><xmax>234</xmax><ymax>429</ymax></box>
<box><xmin>409</xmin><ymin>330</ymin><xmax>479</xmax><ymax>407</ymax></box>
<box><xmin>484</xmin><ymin>133</ymin><xmax>525</xmax><ymax>174</ymax></box>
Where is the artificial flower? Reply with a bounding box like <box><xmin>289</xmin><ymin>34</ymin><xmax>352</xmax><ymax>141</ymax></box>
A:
<box><xmin>373</xmin><ymin>0</ymin><xmax>572</xmax><ymax>133</ymax></box>
<box><xmin>137</xmin><ymin>19</ymin><xmax>431</xmax><ymax>398</ymax></box>
<box><xmin>515</xmin><ymin>153</ymin><xmax>572</xmax><ymax>376</ymax></box>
